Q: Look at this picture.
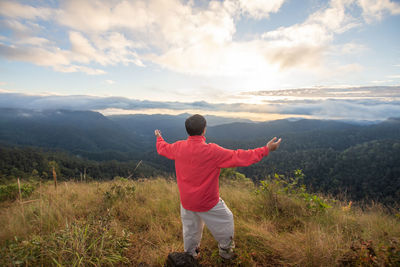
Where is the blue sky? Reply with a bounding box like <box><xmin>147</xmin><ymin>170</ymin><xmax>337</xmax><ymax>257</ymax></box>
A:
<box><xmin>0</xmin><ymin>0</ymin><xmax>399</xmax><ymax>121</ymax></box>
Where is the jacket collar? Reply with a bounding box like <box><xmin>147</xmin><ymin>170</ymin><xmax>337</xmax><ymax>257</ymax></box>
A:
<box><xmin>187</xmin><ymin>135</ymin><xmax>206</xmax><ymax>142</ymax></box>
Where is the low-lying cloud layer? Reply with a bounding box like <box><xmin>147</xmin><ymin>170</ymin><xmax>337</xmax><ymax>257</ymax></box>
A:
<box><xmin>244</xmin><ymin>86</ymin><xmax>400</xmax><ymax>99</ymax></box>
<box><xmin>1</xmin><ymin>86</ymin><xmax>399</xmax><ymax>121</ymax></box>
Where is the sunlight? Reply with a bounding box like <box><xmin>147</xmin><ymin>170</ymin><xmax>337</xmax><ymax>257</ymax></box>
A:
<box><xmin>96</xmin><ymin>108</ymin><xmax>310</xmax><ymax>122</ymax></box>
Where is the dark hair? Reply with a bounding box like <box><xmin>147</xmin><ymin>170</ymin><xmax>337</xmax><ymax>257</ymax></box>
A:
<box><xmin>185</xmin><ymin>114</ymin><xmax>207</xmax><ymax>136</ymax></box>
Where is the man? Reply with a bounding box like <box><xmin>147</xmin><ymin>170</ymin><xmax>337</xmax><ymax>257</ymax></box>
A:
<box><xmin>155</xmin><ymin>114</ymin><xmax>281</xmax><ymax>260</ymax></box>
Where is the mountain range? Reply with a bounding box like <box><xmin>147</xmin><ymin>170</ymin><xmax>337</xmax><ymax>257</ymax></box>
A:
<box><xmin>0</xmin><ymin>108</ymin><xmax>399</xmax><ymax>204</ymax></box>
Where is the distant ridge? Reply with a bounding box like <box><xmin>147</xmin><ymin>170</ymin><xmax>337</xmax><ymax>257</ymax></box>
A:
<box><xmin>1</xmin><ymin>108</ymin><xmax>399</xmax><ymax>153</ymax></box>
<box><xmin>0</xmin><ymin>108</ymin><xmax>140</xmax><ymax>153</ymax></box>
<box><xmin>0</xmin><ymin>108</ymin><xmax>399</xmax><ymax>204</ymax></box>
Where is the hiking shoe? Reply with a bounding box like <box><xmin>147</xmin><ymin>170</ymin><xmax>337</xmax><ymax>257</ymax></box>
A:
<box><xmin>193</xmin><ymin>247</ymin><xmax>200</xmax><ymax>259</ymax></box>
<box><xmin>218</xmin><ymin>245</ymin><xmax>235</xmax><ymax>260</ymax></box>
<box><xmin>166</xmin><ymin>252</ymin><xmax>199</xmax><ymax>267</ymax></box>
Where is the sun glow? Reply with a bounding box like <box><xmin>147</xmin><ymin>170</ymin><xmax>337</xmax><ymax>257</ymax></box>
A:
<box><xmin>96</xmin><ymin>108</ymin><xmax>310</xmax><ymax>122</ymax></box>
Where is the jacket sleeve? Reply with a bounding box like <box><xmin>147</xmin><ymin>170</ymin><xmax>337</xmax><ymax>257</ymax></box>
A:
<box><xmin>212</xmin><ymin>144</ymin><xmax>269</xmax><ymax>168</ymax></box>
<box><xmin>156</xmin><ymin>136</ymin><xmax>176</xmax><ymax>160</ymax></box>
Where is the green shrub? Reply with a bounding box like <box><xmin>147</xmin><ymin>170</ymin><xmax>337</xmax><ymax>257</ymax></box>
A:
<box><xmin>113</xmin><ymin>176</ymin><xmax>129</xmax><ymax>182</ymax></box>
<box><xmin>220</xmin><ymin>168</ymin><xmax>250</xmax><ymax>181</ymax></box>
<box><xmin>0</xmin><ymin>183</ymin><xmax>35</xmax><ymax>202</ymax></box>
<box><xmin>257</xmin><ymin>169</ymin><xmax>331</xmax><ymax>214</ymax></box>
<box><xmin>103</xmin><ymin>183</ymin><xmax>136</xmax><ymax>206</ymax></box>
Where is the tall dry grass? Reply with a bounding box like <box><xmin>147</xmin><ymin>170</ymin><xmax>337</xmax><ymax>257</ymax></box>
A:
<box><xmin>0</xmin><ymin>177</ymin><xmax>399</xmax><ymax>266</ymax></box>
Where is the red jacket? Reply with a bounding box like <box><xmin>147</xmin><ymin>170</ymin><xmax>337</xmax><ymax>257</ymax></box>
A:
<box><xmin>156</xmin><ymin>135</ymin><xmax>269</xmax><ymax>212</ymax></box>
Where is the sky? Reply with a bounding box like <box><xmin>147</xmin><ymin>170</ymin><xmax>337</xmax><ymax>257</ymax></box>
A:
<box><xmin>0</xmin><ymin>0</ymin><xmax>399</xmax><ymax>121</ymax></box>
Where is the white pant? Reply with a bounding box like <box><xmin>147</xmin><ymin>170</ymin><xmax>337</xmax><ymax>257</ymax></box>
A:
<box><xmin>180</xmin><ymin>198</ymin><xmax>235</xmax><ymax>257</ymax></box>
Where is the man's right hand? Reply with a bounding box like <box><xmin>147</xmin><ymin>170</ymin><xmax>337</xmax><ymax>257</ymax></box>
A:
<box><xmin>267</xmin><ymin>137</ymin><xmax>282</xmax><ymax>152</ymax></box>
<box><xmin>154</xmin><ymin>129</ymin><xmax>162</xmax><ymax>138</ymax></box>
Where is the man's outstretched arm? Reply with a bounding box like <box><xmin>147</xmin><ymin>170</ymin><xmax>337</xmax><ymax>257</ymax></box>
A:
<box><xmin>215</xmin><ymin>137</ymin><xmax>282</xmax><ymax>168</ymax></box>
<box><xmin>154</xmin><ymin>129</ymin><xmax>175</xmax><ymax>160</ymax></box>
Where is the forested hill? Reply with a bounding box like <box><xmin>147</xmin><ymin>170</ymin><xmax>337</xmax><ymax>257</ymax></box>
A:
<box><xmin>0</xmin><ymin>108</ymin><xmax>399</xmax><ymax>204</ymax></box>
<box><xmin>1</xmin><ymin>108</ymin><xmax>399</xmax><ymax>153</ymax></box>
<box><xmin>0</xmin><ymin>108</ymin><xmax>141</xmax><ymax>154</ymax></box>
<box><xmin>207</xmin><ymin>117</ymin><xmax>400</xmax><ymax>150</ymax></box>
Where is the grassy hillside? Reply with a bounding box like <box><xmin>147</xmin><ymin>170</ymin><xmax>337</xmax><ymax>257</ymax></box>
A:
<box><xmin>1</xmin><ymin>177</ymin><xmax>399</xmax><ymax>266</ymax></box>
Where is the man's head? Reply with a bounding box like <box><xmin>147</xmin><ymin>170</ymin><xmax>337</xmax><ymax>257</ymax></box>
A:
<box><xmin>185</xmin><ymin>114</ymin><xmax>207</xmax><ymax>136</ymax></box>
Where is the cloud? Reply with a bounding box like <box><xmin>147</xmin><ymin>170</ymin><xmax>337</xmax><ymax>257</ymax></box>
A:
<box><xmin>55</xmin><ymin>0</ymin><xmax>285</xmax><ymax>39</ymax></box>
<box><xmin>332</xmin><ymin>42</ymin><xmax>367</xmax><ymax>54</ymax></box>
<box><xmin>244</xmin><ymin>85</ymin><xmax>400</xmax><ymax>99</ymax></box>
<box><xmin>53</xmin><ymin>65</ymin><xmax>106</xmax><ymax>75</ymax></box>
<box><xmin>150</xmin><ymin>41</ymin><xmax>276</xmax><ymax>76</ymax></box>
<box><xmin>0</xmin><ymin>43</ymin><xmax>105</xmax><ymax>75</ymax></box>
<box><xmin>150</xmin><ymin>0</ymin><xmax>364</xmax><ymax>75</ymax></box>
<box><xmin>238</xmin><ymin>0</ymin><xmax>285</xmax><ymax>19</ymax></box>
<box><xmin>106</xmin><ymin>80</ymin><xmax>115</xmax><ymax>85</ymax></box>
<box><xmin>370</xmin><ymin>80</ymin><xmax>393</xmax><ymax>84</ymax></box>
<box><xmin>259</xmin><ymin>0</ymin><xmax>361</xmax><ymax>70</ymax></box>
<box><xmin>16</xmin><ymin>37</ymin><xmax>51</xmax><ymax>46</ymax></box>
<box><xmin>56</xmin><ymin>0</ymin><xmax>236</xmax><ymax>47</ymax></box>
<box><xmin>387</xmin><ymin>75</ymin><xmax>400</xmax><ymax>79</ymax></box>
<box><xmin>56</xmin><ymin>0</ymin><xmax>155</xmax><ymax>33</ymax></box>
<box><xmin>334</xmin><ymin>63</ymin><xmax>364</xmax><ymax>73</ymax></box>
<box><xmin>0</xmin><ymin>43</ymin><xmax>70</xmax><ymax>66</ymax></box>
<box><xmin>69</xmin><ymin>31</ymin><xmax>99</xmax><ymax>64</ymax></box>
<box><xmin>68</xmin><ymin>31</ymin><xmax>144</xmax><ymax>67</ymax></box>
<box><xmin>153</xmin><ymin>0</ymin><xmax>354</xmax><ymax>74</ymax></box>
<box><xmin>0</xmin><ymin>0</ymin><xmax>398</xmax><ymax>77</ymax></box>
<box><xmin>0</xmin><ymin>20</ymin><xmax>143</xmax><ymax>74</ymax></box>
<box><xmin>266</xmin><ymin>45</ymin><xmax>325</xmax><ymax>69</ymax></box>
<box><xmin>0</xmin><ymin>1</ymin><xmax>53</xmax><ymax>20</ymax></box>
<box><xmin>0</xmin><ymin>0</ymin><xmax>145</xmax><ymax>74</ymax></box>
<box><xmin>357</xmin><ymin>0</ymin><xmax>400</xmax><ymax>22</ymax></box>
<box><xmin>273</xmin><ymin>99</ymin><xmax>400</xmax><ymax>120</ymax></box>
<box><xmin>0</xmin><ymin>0</ymin><xmax>323</xmax><ymax>75</ymax></box>
<box><xmin>0</xmin><ymin>86</ymin><xmax>399</xmax><ymax>121</ymax></box>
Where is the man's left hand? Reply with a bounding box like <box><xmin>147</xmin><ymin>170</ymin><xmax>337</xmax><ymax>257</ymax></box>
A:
<box><xmin>154</xmin><ymin>129</ymin><xmax>162</xmax><ymax>138</ymax></box>
<box><xmin>267</xmin><ymin>137</ymin><xmax>282</xmax><ymax>152</ymax></box>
